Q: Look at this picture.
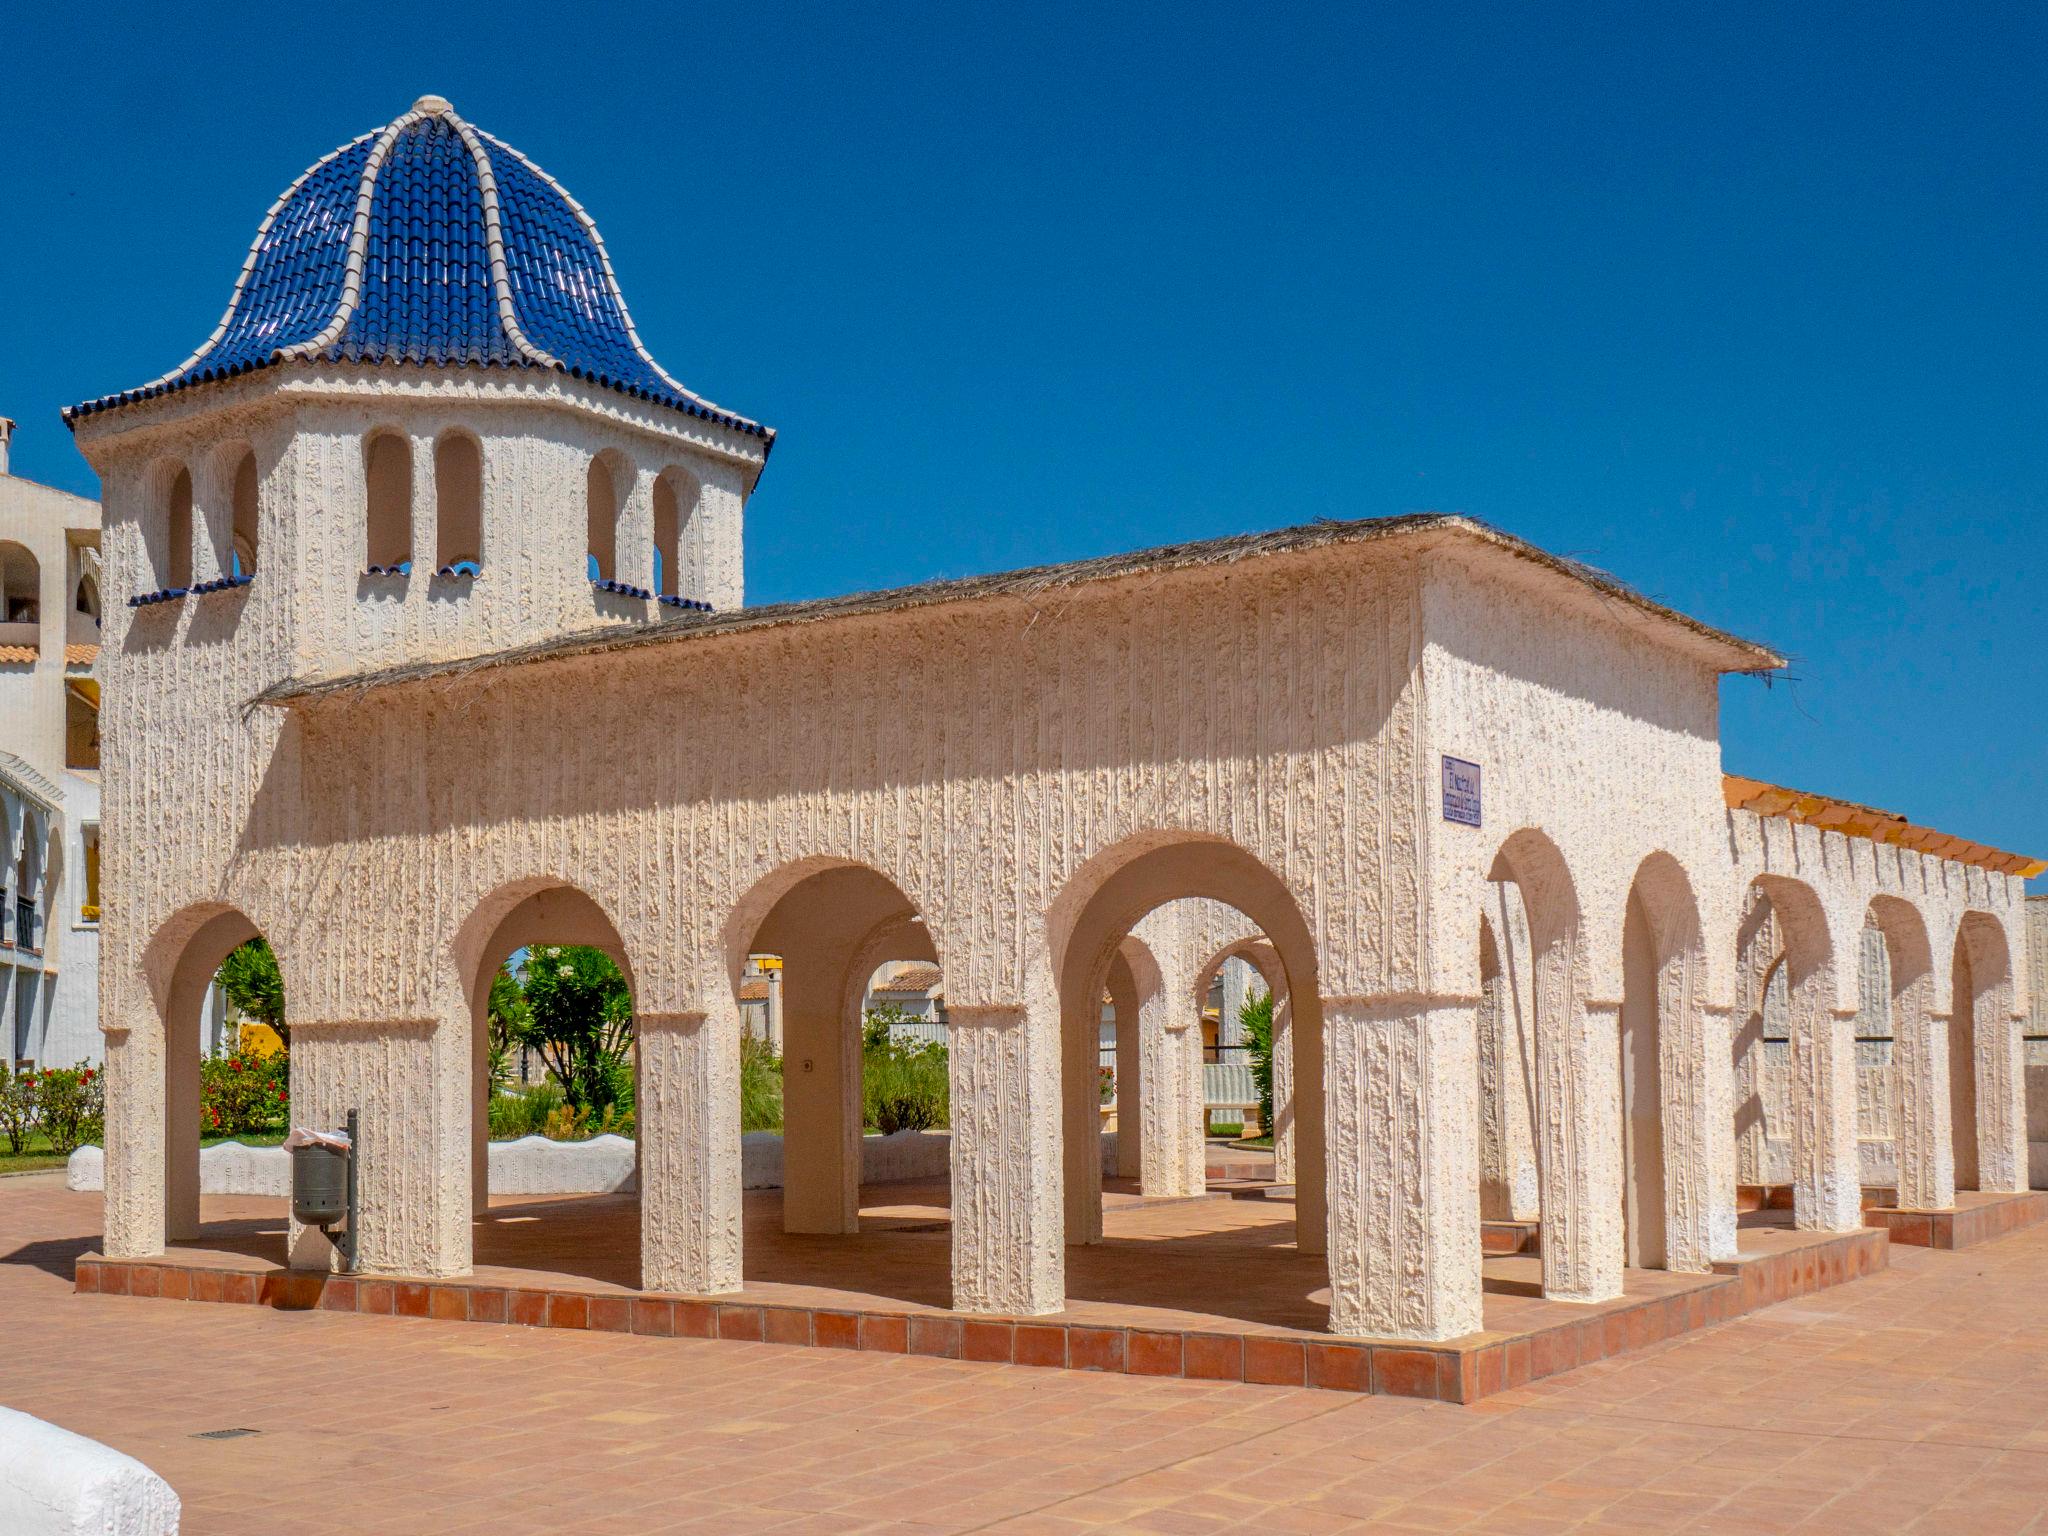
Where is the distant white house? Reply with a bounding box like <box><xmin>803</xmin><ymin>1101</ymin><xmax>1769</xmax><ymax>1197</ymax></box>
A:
<box><xmin>0</xmin><ymin>419</ymin><xmax>102</xmax><ymax>1069</ymax></box>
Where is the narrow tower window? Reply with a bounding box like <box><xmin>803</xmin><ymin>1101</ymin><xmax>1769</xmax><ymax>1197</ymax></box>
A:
<box><xmin>166</xmin><ymin>467</ymin><xmax>194</xmax><ymax>589</ymax></box>
<box><xmin>435</xmin><ymin>432</ymin><xmax>483</xmax><ymax>575</ymax></box>
<box><xmin>231</xmin><ymin>451</ymin><xmax>259</xmax><ymax>579</ymax></box>
<box><xmin>365</xmin><ymin>432</ymin><xmax>412</xmax><ymax>573</ymax></box>
<box><xmin>652</xmin><ymin>475</ymin><xmax>679</xmax><ymax>597</ymax></box>
<box><xmin>653</xmin><ymin>466</ymin><xmax>702</xmax><ymax>603</ymax></box>
<box><xmin>586</xmin><ymin>456</ymin><xmax>619</xmax><ymax>583</ymax></box>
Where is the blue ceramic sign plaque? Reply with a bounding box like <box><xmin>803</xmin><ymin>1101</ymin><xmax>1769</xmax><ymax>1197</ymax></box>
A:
<box><xmin>1442</xmin><ymin>756</ymin><xmax>1482</xmax><ymax>828</ymax></box>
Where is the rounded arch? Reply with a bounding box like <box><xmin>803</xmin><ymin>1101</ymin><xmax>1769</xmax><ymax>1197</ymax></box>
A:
<box><xmin>230</xmin><ymin>445</ymin><xmax>260</xmax><ymax>578</ymax></box>
<box><xmin>1486</xmin><ymin>826</ymin><xmax>1622</xmax><ymax>1299</ymax></box>
<box><xmin>719</xmin><ymin>855</ymin><xmax>953</xmax><ymax>998</ymax></box>
<box><xmin>1866</xmin><ymin>895</ymin><xmax>1945</xmax><ymax>1208</ymax></box>
<box><xmin>433</xmin><ymin>428</ymin><xmax>484</xmax><ymax>574</ymax></box>
<box><xmin>1193</xmin><ymin>934</ymin><xmax>1286</xmax><ymax>1011</ymax></box>
<box><xmin>1952</xmin><ymin>909</ymin><xmax>2024</xmax><ymax>1193</ymax></box>
<box><xmin>74</xmin><ymin>568</ymin><xmax>101</xmax><ymax>624</ymax></box>
<box><xmin>138</xmin><ymin>901</ymin><xmax>277</xmax><ymax>1242</ymax></box>
<box><xmin>1488</xmin><ymin>827</ymin><xmax>1583</xmax><ymax>952</ymax></box>
<box><xmin>1049</xmin><ymin>833</ymin><xmax>1324</xmax><ymax>1253</ymax></box>
<box><xmin>726</xmin><ymin>857</ymin><xmax>944</xmax><ymax>1240</ymax></box>
<box><xmin>1743</xmin><ymin>873</ymin><xmax>1860</xmax><ymax>1232</ymax></box>
<box><xmin>651</xmin><ymin>464</ymin><xmax>701</xmax><ymax>599</ymax></box>
<box><xmin>1050</xmin><ymin>833</ymin><xmax>1319</xmax><ymax>1000</ymax></box>
<box><xmin>363</xmin><ymin>429</ymin><xmax>413</xmax><ymax>573</ymax></box>
<box><xmin>1619</xmin><ymin>850</ymin><xmax>1715</xmax><ymax>1270</ymax></box>
<box><xmin>452</xmin><ymin>877</ymin><xmax>639</xmax><ymax>1232</ymax></box>
<box><xmin>0</xmin><ymin>539</ymin><xmax>40</xmax><ymax>628</ymax></box>
<box><xmin>452</xmin><ymin>876</ymin><xmax>637</xmax><ymax>1006</ymax></box>
<box><xmin>1477</xmin><ymin>900</ymin><xmax>1541</xmax><ymax>1224</ymax></box>
<box><xmin>584</xmin><ymin>448</ymin><xmax>633</xmax><ymax>584</ymax></box>
<box><xmin>205</xmin><ymin>438</ymin><xmax>260</xmax><ymax>583</ymax></box>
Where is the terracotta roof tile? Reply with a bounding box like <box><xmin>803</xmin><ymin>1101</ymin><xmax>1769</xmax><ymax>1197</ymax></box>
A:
<box><xmin>875</xmin><ymin>964</ymin><xmax>943</xmax><ymax>994</ymax></box>
<box><xmin>736</xmin><ymin>980</ymin><xmax>770</xmax><ymax>1003</ymax></box>
<box><xmin>0</xmin><ymin>645</ymin><xmax>35</xmax><ymax>665</ymax></box>
<box><xmin>64</xmin><ymin>643</ymin><xmax>99</xmax><ymax>667</ymax></box>
<box><xmin>1724</xmin><ymin>773</ymin><xmax>2044</xmax><ymax>878</ymax></box>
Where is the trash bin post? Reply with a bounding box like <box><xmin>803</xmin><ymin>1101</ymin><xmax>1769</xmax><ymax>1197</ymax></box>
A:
<box><xmin>344</xmin><ymin>1107</ymin><xmax>359</xmax><ymax>1272</ymax></box>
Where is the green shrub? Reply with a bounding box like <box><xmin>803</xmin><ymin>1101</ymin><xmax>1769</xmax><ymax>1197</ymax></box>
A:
<box><xmin>740</xmin><ymin>1032</ymin><xmax>783</xmax><ymax>1133</ymax></box>
<box><xmin>1240</xmin><ymin>990</ymin><xmax>1275</xmax><ymax>1138</ymax></box>
<box><xmin>0</xmin><ymin>1065</ymin><xmax>39</xmax><ymax>1153</ymax></box>
<box><xmin>34</xmin><ymin>1063</ymin><xmax>105</xmax><ymax>1154</ymax></box>
<box><xmin>487</xmin><ymin>1081</ymin><xmax>564</xmax><ymax>1139</ymax></box>
<box><xmin>861</xmin><ymin>1026</ymin><xmax>948</xmax><ymax>1134</ymax></box>
<box><xmin>200</xmin><ymin>1051</ymin><xmax>288</xmax><ymax>1139</ymax></box>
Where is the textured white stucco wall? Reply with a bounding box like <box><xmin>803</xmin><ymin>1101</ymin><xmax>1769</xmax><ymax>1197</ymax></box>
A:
<box><xmin>77</xmin><ymin>365</ymin><xmax>2032</xmax><ymax>1342</ymax></box>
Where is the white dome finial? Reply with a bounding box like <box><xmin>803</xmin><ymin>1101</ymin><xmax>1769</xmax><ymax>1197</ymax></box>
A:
<box><xmin>411</xmin><ymin>94</ymin><xmax>453</xmax><ymax>116</ymax></box>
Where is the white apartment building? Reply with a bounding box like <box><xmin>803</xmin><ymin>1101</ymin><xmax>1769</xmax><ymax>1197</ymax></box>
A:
<box><xmin>0</xmin><ymin>418</ymin><xmax>102</xmax><ymax>1068</ymax></box>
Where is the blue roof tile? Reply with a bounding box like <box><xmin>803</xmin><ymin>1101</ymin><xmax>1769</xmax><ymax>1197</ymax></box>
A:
<box><xmin>67</xmin><ymin>98</ymin><xmax>769</xmax><ymax>443</ymax></box>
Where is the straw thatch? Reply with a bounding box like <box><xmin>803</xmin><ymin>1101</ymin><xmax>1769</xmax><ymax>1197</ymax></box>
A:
<box><xmin>251</xmin><ymin>512</ymin><xmax>1784</xmax><ymax>710</ymax></box>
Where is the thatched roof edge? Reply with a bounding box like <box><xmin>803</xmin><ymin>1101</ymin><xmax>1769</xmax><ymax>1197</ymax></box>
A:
<box><xmin>250</xmin><ymin>513</ymin><xmax>1785</xmax><ymax>710</ymax></box>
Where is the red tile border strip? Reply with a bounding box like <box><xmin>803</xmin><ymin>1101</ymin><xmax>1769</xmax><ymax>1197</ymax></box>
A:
<box><xmin>1867</xmin><ymin>1193</ymin><xmax>2048</xmax><ymax>1251</ymax></box>
<box><xmin>72</xmin><ymin>1217</ymin><xmax>1916</xmax><ymax>1406</ymax></box>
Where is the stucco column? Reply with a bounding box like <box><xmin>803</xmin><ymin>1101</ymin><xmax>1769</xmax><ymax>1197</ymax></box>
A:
<box><xmin>949</xmin><ymin>1001</ymin><xmax>1063</xmax><ymax>1316</ymax></box>
<box><xmin>101</xmin><ymin>1020</ymin><xmax>170</xmax><ymax>1258</ymax></box>
<box><xmin>1702</xmin><ymin>1004</ymin><xmax>1740</xmax><ymax>1262</ymax></box>
<box><xmin>1271</xmin><ymin>992</ymin><xmax>1296</xmax><ymax>1184</ymax></box>
<box><xmin>1322</xmin><ymin>994</ymin><xmax>1482</xmax><ymax>1341</ymax></box>
<box><xmin>1137</xmin><ymin>940</ymin><xmax>1205</xmax><ymax>1200</ymax></box>
<box><xmin>1894</xmin><ymin>991</ymin><xmax>1956</xmax><ymax>1212</ymax></box>
<box><xmin>639</xmin><ymin>1006</ymin><xmax>743</xmax><ymax>1295</ymax></box>
<box><xmin>288</xmin><ymin>1017</ymin><xmax>471</xmax><ymax>1276</ymax></box>
<box><xmin>1218</xmin><ymin>957</ymin><xmax>1254</xmax><ymax>1049</ymax></box>
<box><xmin>779</xmin><ymin>945</ymin><xmax>863</xmax><ymax>1235</ymax></box>
<box><xmin>1477</xmin><ymin>954</ymin><xmax>1539</xmax><ymax>1223</ymax></box>
<box><xmin>1732</xmin><ymin>902</ymin><xmax>1777</xmax><ymax>1190</ymax></box>
<box><xmin>1536</xmin><ymin>996</ymin><xmax>1624</xmax><ymax>1303</ymax></box>
<box><xmin>1974</xmin><ymin>1008</ymin><xmax>2029</xmax><ymax>1194</ymax></box>
<box><xmin>1107</xmin><ymin>956</ymin><xmax>1142</xmax><ymax>1181</ymax></box>
<box><xmin>1791</xmin><ymin>1005</ymin><xmax>1863</xmax><ymax>1231</ymax></box>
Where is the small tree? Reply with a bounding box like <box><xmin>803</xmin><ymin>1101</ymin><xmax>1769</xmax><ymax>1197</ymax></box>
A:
<box><xmin>517</xmin><ymin>945</ymin><xmax>633</xmax><ymax>1115</ymax></box>
<box><xmin>35</xmin><ymin>1064</ymin><xmax>105</xmax><ymax>1155</ymax></box>
<box><xmin>1240</xmin><ymin>990</ymin><xmax>1275</xmax><ymax>1139</ymax></box>
<box><xmin>216</xmin><ymin>938</ymin><xmax>287</xmax><ymax>1047</ymax></box>
<box><xmin>487</xmin><ymin>962</ymin><xmax>529</xmax><ymax>1092</ymax></box>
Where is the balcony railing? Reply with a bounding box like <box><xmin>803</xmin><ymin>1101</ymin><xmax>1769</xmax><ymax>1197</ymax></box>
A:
<box><xmin>15</xmin><ymin>900</ymin><xmax>38</xmax><ymax>953</ymax></box>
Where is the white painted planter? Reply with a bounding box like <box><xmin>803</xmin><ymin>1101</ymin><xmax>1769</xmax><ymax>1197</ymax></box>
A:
<box><xmin>0</xmin><ymin>1406</ymin><xmax>180</xmax><ymax>1535</ymax></box>
<box><xmin>69</xmin><ymin>1128</ymin><xmax>1119</xmax><ymax>1197</ymax></box>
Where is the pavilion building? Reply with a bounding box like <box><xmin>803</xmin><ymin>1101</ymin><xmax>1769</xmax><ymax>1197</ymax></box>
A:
<box><xmin>69</xmin><ymin>97</ymin><xmax>2040</xmax><ymax>1357</ymax></box>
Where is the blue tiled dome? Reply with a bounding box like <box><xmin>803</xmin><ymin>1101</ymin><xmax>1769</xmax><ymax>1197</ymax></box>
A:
<box><xmin>68</xmin><ymin>96</ymin><xmax>769</xmax><ymax>440</ymax></box>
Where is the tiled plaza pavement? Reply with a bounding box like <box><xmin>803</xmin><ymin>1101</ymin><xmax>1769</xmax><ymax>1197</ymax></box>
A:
<box><xmin>9</xmin><ymin>1174</ymin><xmax>2048</xmax><ymax>1534</ymax></box>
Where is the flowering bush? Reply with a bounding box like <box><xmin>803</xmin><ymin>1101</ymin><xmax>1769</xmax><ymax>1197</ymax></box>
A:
<box><xmin>1099</xmin><ymin>1064</ymin><xmax>1115</xmax><ymax>1105</ymax></box>
<box><xmin>34</xmin><ymin>1064</ymin><xmax>104</xmax><ymax>1154</ymax></box>
<box><xmin>200</xmin><ymin>1051</ymin><xmax>289</xmax><ymax>1139</ymax></box>
<box><xmin>0</xmin><ymin>1066</ymin><xmax>37</xmax><ymax>1154</ymax></box>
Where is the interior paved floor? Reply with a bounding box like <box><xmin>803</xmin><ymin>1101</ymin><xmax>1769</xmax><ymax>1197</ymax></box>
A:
<box><xmin>12</xmin><ymin>1172</ymin><xmax>2048</xmax><ymax>1533</ymax></box>
<box><xmin>140</xmin><ymin>1175</ymin><xmax>1729</xmax><ymax>1337</ymax></box>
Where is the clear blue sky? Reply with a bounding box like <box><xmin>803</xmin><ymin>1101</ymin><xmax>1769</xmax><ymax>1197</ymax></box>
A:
<box><xmin>3</xmin><ymin>5</ymin><xmax>2041</xmax><ymax>873</ymax></box>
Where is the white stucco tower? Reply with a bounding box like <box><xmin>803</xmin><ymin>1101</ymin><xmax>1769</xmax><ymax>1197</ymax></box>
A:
<box><xmin>67</xmin><ymin>95</ymin><xmax>769</xmax><ymax>1256</ymax></box>
<box><xmin>71</xmin><ymin>94</ymin><xmax>769</xmax><ymax>681</ymax></box>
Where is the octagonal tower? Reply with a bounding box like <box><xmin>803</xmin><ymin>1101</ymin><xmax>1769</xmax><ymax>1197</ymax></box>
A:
<box><xmin>69</xmin><ymin>94</ymin><xmax>770</xmax><ymax>686</ymax></box>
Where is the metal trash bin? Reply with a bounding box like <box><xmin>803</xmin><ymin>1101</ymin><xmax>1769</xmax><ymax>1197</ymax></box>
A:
<box><xmin>290</xmin><ymin>1138</ymin><xmax>350</xmax><ymax>1229</ymax></box>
